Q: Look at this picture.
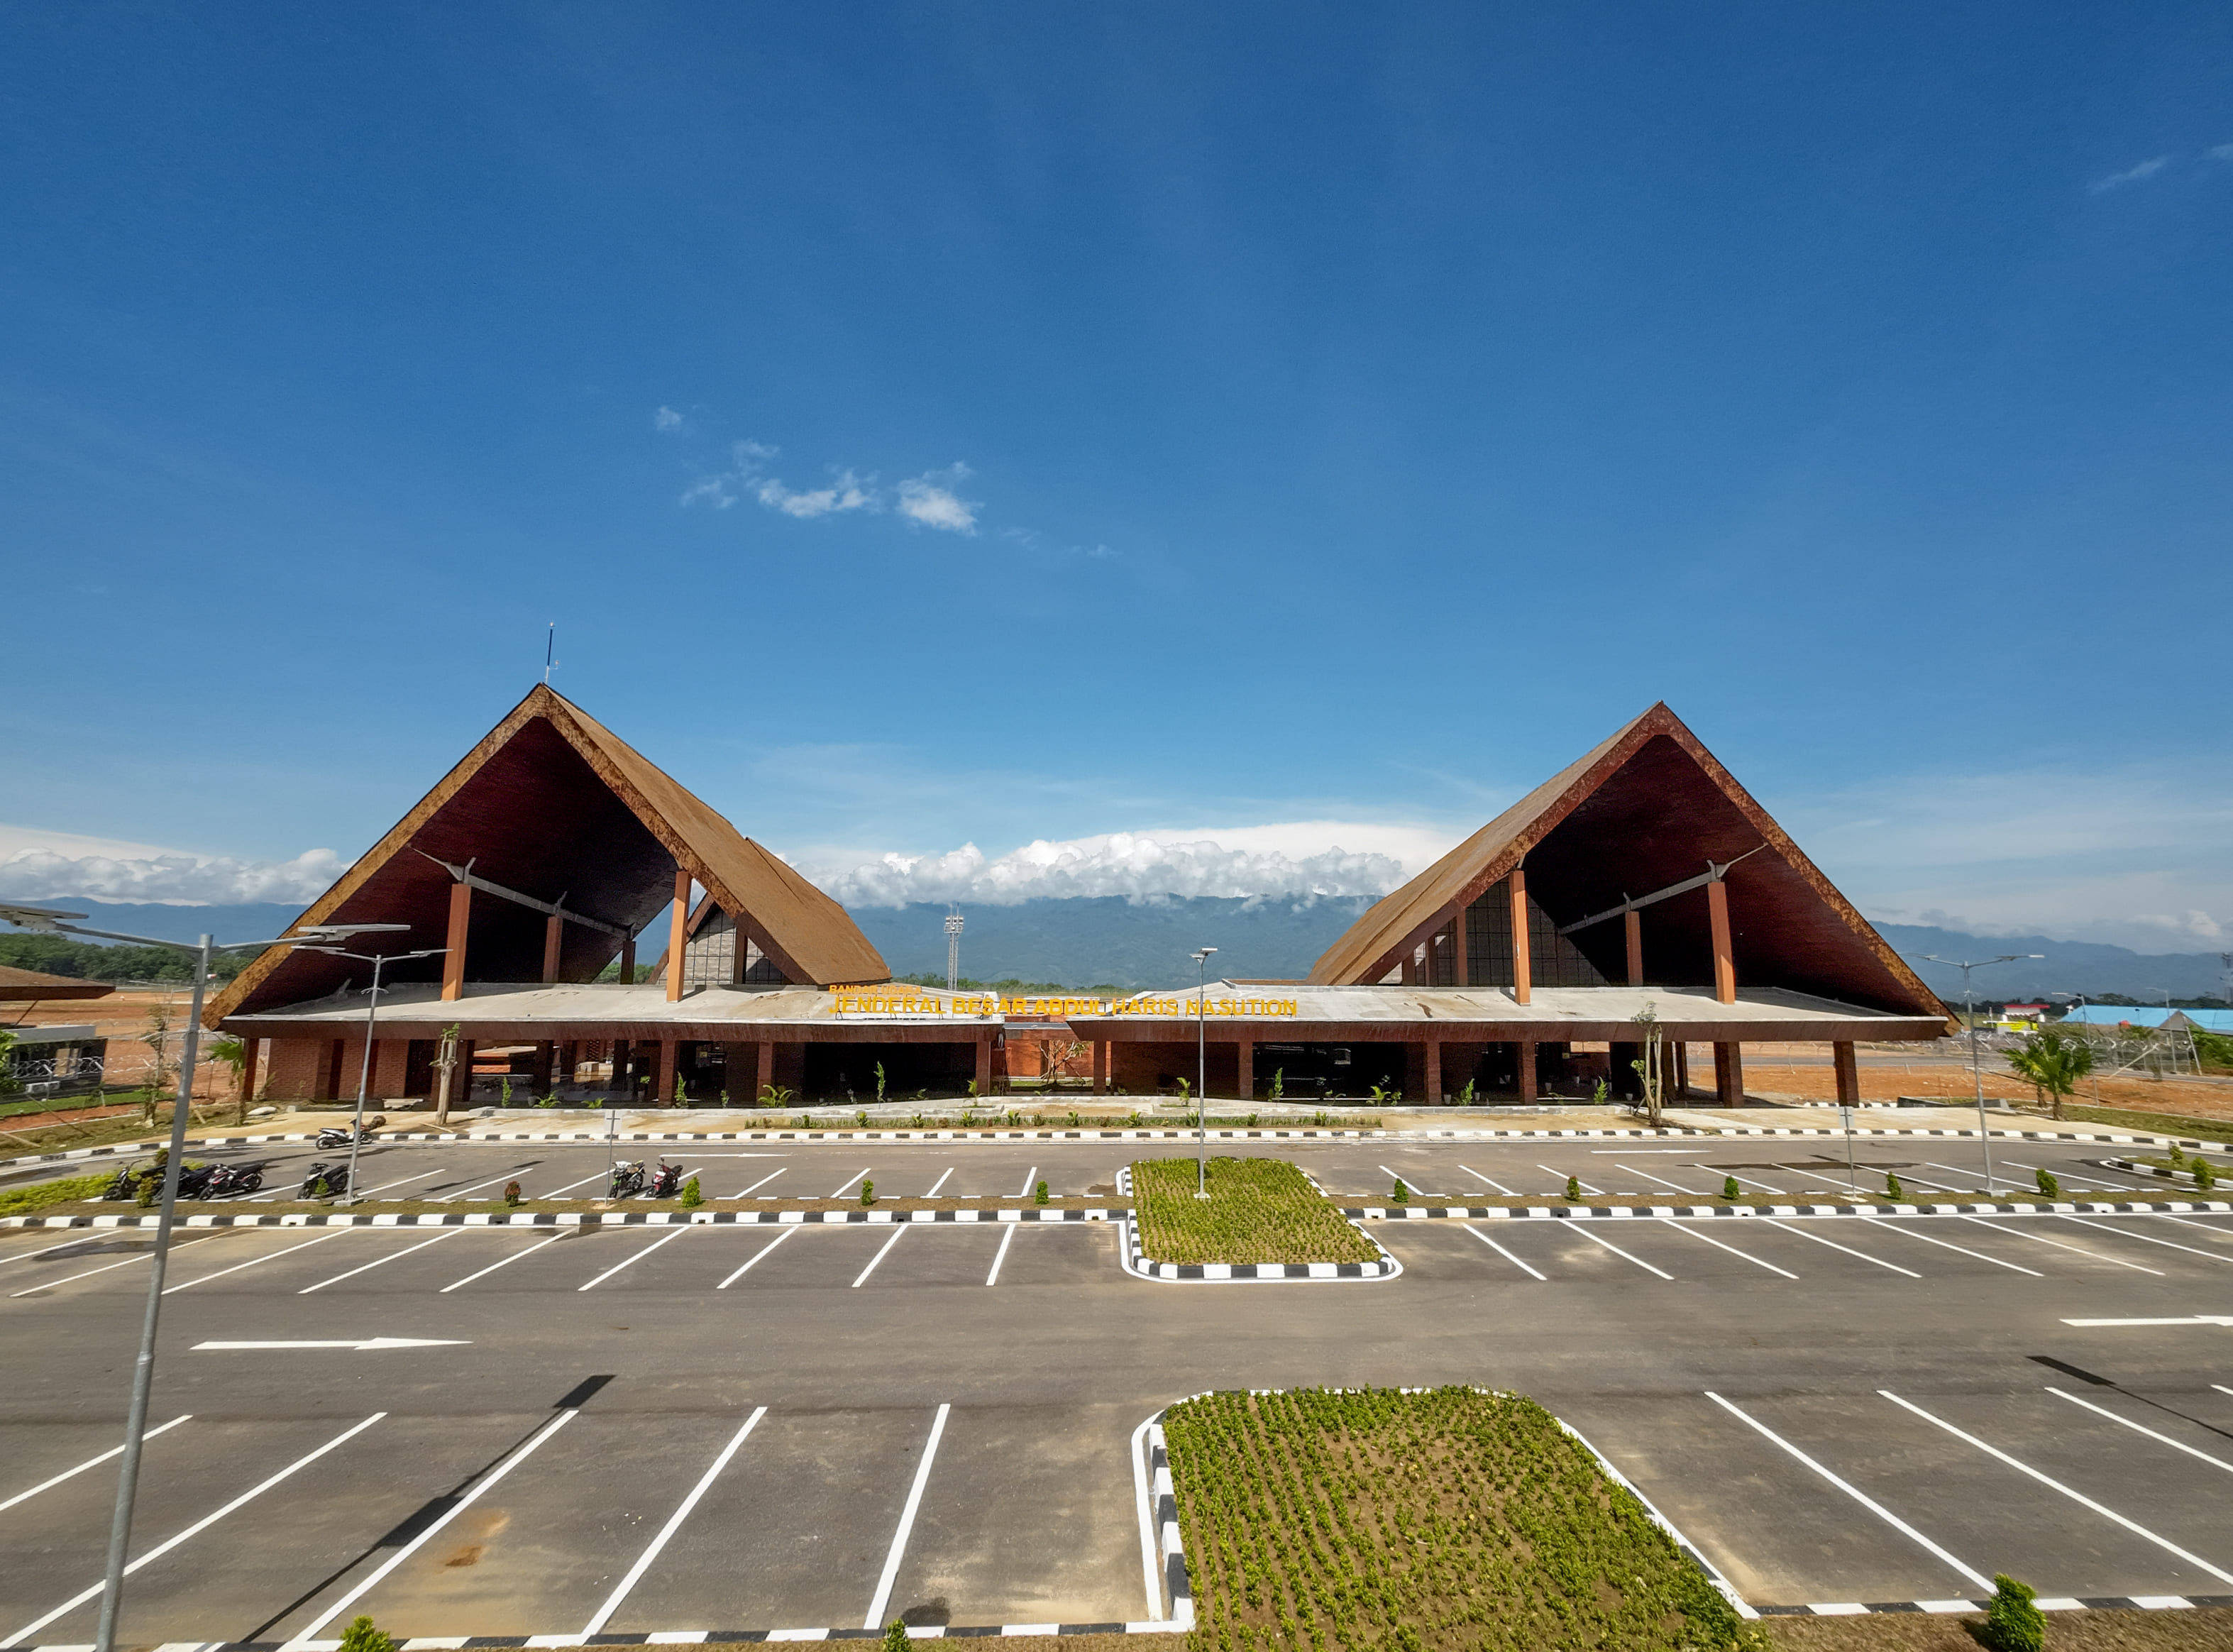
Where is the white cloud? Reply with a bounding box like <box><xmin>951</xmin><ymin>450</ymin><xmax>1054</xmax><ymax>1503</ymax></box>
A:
<box><xmin>653</xmin><ymin>406</ymin><xmax>685</xmax><ymax>433</ymax></box>
<box><xmin>0</xmin><ymin>842</ymin><xmax>349</xmax><ymax>905</ymax></box>
<box><xmin>2209</xmin><ymin>143</ymin><xmax>2233</xmax><ymax>162</ymax></box>
<box><xmin>894</xmin><ymin>466</ymin><xmax>979</xmax><ymax>534</ymax></box>
<box><xmin>758</xmin><ymin>468</ymin><xmax>872</xmax><ymax>519</ymax></box>
<box><xmin>2090</xmin><ymin>155</ymin><xmax>2173</xmax><ymax>193</ymax></box>
<box><xmin>801</xmin><ymin>820</ymin><xmax>1457</xmax><ymax>908</ymax></box>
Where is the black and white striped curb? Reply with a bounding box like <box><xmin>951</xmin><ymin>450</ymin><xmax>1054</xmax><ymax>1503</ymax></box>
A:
<box><xmin>1340</xmin><ymin>1199</ymin><xmax>2233</xmax><ymax>1221</ymax></box>
<box><xmin>1</xmin><ymin>1208</ymin><xmax>1113</xmax><ymax>1231</ymax></box>
<box><xmin>1112</xmin><ymin>1167</ymin><xmax>1400</xmax><ymax>1281</ymax></box>
<box><xmin>1754</xmin><ymin>1593</ymin><xmax>2233</xmax><ymax>1617</ymax></box>
<box><xmin>0</xmin><ymin>1123</ymin><xmax>1696</xmax><ymax>1173</ymax></box>
<box><xmin>2104</xmin><ymin>1155</ymin><xmax>2225</xmax><ymax>1189</ymax></box>
<box><xmin>1702</xmin><ymin>1122</ymin><xmax>2233</xmax><ymax>1152</ymax></box>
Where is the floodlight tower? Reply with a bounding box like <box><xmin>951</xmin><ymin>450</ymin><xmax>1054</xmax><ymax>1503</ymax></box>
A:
<box><xmin>945</xmin><ymin>906</ymin><xmax>965</xmax><ymax>991</ymax></box>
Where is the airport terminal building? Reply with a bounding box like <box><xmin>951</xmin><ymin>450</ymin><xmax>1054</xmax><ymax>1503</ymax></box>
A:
<box><xmin>209</xmin><ymin>690</ymin><xmax>1951</xmax><ymax>1108</ymax></box>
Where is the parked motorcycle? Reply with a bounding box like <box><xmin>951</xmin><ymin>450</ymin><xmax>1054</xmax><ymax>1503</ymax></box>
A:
<box><xmin>649</xmin><ymin>1160</ymin><xmax>683</xmax><ymax>1198</ymax></box>
<box><xmin>316</xmin><ymin>1114</ymin><xmax>387</xmax><ymax>1150</ymax></box>
<box><xmin>299</xmin><ymin>1161</ymin><xmax>352</xmax><ymax>1199</ymax></box>
<box><xmin>195</xmin><ymin>1161</ymin><xmax>269</xmax><ymax>1199</ymax></box>
<box><xmin>607</xmin><ymin>1160</ymin><xmax>647</xmax><ymax>1198</ymax></box>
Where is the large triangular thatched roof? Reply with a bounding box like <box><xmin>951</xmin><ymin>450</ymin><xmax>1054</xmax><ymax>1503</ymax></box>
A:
<box><xmin>1310</xmin><ymin>703</ymin><xmax>1946</xmax><ymax>1018</ymax></box>
<box><xmin>208</xmin><ymin>685</ymin><xmax>888</xmax><ymax>1023</ymax></box>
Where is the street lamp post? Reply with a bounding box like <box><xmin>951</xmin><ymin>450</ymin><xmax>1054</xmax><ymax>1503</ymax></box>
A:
<box><xmin>0</xmin><ymin>903</ymin><xmax>404</xmax><ymax>1652</ymax></box>
<box><xmin>292</xmin><ymin>944</ymin><xmax>448</xmax><ymax>1199</ymax></box>
<box><xmin>1919</xmin><ymin>952</ymin><xmax>2042</xmax><ymax>1194</ymax></box>
<box><xmin>1191</xmin><ymin>947</ymin><xmax>1217</xmax><ymax>1198</ymax></box>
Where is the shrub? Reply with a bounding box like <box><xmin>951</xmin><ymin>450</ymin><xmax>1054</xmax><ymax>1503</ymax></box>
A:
<box><xmin>2199</xmin><ymin>1160</ymin><xmax>2217</xmax><ymax>1193</ymax></box>
<box><xmin>1886</xmin><ymin>1172</ymin><xmax>1903</xmax><ymax>1201</ymax></box>
<box><xmin>2035</xmin><ymin>1168</ymin><xmax>2060</xmax><ymax>1199</ymax></box>
<box><xmin>1565</xmin><ymin>1175</ymin><xmax>1581</xmax><ymax>1203</ymax></box>
<box><xmin>502</xmin><ymin>1180</ymin><xmax>522</xmax><ymax>1207</ymax></box>
<box><xmin>882</xmin><ymin>1620</ymin><xmax>910</xmax><ymax>1652</ymax></box>
<box><xmin>860</xmin><ymin>1179</ymin><xmax>875</xmax><ymax>1206</ymax></box>
<box><xmin>1723</xmin><ymin>1176</ymin><xmax>1741</xmax><ymax>1202</ymax></box>
<box><xmin>338</xmin><ymin>1618</ymin><xmax>397</xmax><ymax>1652</ymax></box>
<box><xmin>760</xmin><ymin>1084</ymin><xmax>795</xmax><ymax>1107</ymax></box>
<box><xmin>680</xmin><ymin>1175</ymin><xmax>703</xmax><ymax>1208</ymax></box>
<box><xmin>0</xmin><ymin>1172</ymin><xmax>111</xmax><ymax>1218</ymax></box>
<box><xmin>1034</xmin><ymin>1179</ymin><xmax>1050</xmax><ymax>1206</ymax></box>
<box><xmin>2170</xmin><ymin>1143</ymin><xmax>2187</xmax><ymax>1166</ymax></box>
<box><xmin>1392</xmin><ymin>1177</ymin><xmax>1409</xmax><ymax>1204</ymax></box>
<box><xmin>1981</xmin><ymin>1574</ymin><xmax>2044</xmax><ymax>1652</ymax></box>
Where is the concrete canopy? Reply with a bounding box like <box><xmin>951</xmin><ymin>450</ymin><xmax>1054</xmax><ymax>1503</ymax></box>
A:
<box><xmin>1308</xmin><ymin>703</ymin><xmax>1950</xmax><ymax>1022</ymax></box>
<box><xmin>206</xmin><ymin>685</ymin><xmax>888</xmax><ymax>1025</ymax></box>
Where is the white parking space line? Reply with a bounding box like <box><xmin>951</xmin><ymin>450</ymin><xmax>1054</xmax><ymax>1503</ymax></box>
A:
<box><xmin>1460</xmin><ymin>1165</ymin><xmax>1516</xmax><ymax>1195</ymax></box>
<box><xmin>299</xmin><ymin>1230</ymin><xmax>465</xmax><ymax>1294</ymax></box>
<box><xmin>290</xmin><ymin>1407</ymin><xmax>581</xmax><ymax>1643</ymax></box>
<box><xmin>441</xmin><ymin>1235</ymin><xmax>563</xmax><ymax>1292</ymax></box>
<box><xmin>581</xmin><ymin>1406</ymin><xmax>768</xmax><ymax>1636</ymax></box>
<box><xmin>717</xmin><ymin>1228</ymin><xmax>798</xmax><ymax>1287</ymax></box>
<box><xmin>1378</xmin><ymin>1164</ymin><xmax>1438</xmax><ymax>1196</ymax></box>
<box><xmin>1764</xmin><ymin>1220</ymin><xmax>1922</xmax><ymax>1277</ymax></box>
<box><xmin>1539</xmin><ymin>1165</ymin><xmax>1602</xmax><ymax>1195</ymax></box>
<box><xmin>0</xmin><ymin>1234</ymin><xmax>128</xmax><ymax>1270</ymax></box>
<box><xmin>1721</xmin><ymin>1169</ymin><xmax>1788</xmax><ymax>1196</ymax></box>
<box><xmin>536</xmin><ymin>1170</ymin><xmax>610</xmax><ymax>1200</ymax></box>
<box><xmin>1999</xmin><ymin>1157</ymin><xmax>2142</xmax><ymax>1192</ymax></box>
<box><xmin>1658</xmin><ymin>1220</ymin><xmax>1797</xmax><ymax>1278</ymax></box>
<box><xmin>434</xmin><ymin>1165</ymin><xmax>539</xmax><ymax>1201</ymax></box>
<box><xmin>578</xmin><ymin>1226</ymin><xmax>690</xmax><ymax>1290</ymax></box>
<box><xmin>1567</xmin><ymin>1222</ymin><xmax>1672</xmax><ymax>1279</ymax></box>
<box><xmin>734</xmin><ymin>1167</ymin><xmax>788</xmax><ymax>1198</ymax></box>
<box><xmin>1865</xmin><ymin>1218</ymin><xmax>2042</xmax><ymax>1275</ymax></box>
<box><xmin>2217</xmin><ymin>1385</ymin><xmax>2233</xmax><ymax>1400</ymax></box>
<box><xmin>832</xmin><ymin>1167</ymin><xmax>872</xmax><ymax>1199</ymax></box>
<box><xmin>2047</xmin><ymin>1388</ymin><xmax>2233</xmax><ymax>1475</ymax></box>
<box><xmin>9</xmin><ymin>1412</ymin><xmax>386</xmax><ymax>1646</ymax></box>
<box><xmin>355</xmin><ymin>1168</ymin><xmax>446</xmax><ymax>1197</ymax></box>
<box><xmin>1704</xmin><ymin>1392</ymin><xmax>1991</xmax><ymax>1592</ymax></box>
<box><xmin>167</xmin><ymin>1230</ymin><xmax>351</xmax><ymax>1294</ymax></box>
<box><xmin>852</xmin><ymin>1226</ymin><xmax>908</xmax><ymax>1287</ymax></box>
<box><xmin>9</xmin><ymin>1234</ymin><xmax>226</xmax><ymax>1296</ymax></box>
<box><xmin>1925</xmin><ymin>1162</ymin><xmax>2008</xmax><ymax>1194</ymax></box>
<box><xmin>2146</xmin><ymin>1213</ymin><xmax>2233</xmax><ymax>1239</ymax></box>
<box><xmin>2056</xmin><ymin>1215</ymin><xmax>2233</xmax><ymax>1265</ymax></box>
<box><xmin>863</xmin><ymin>1404</ymin><xmax>952</xmax><ymax>1629</ymax></box>
<box><xmin>1958</xmin><ymin>1217</ymin><xmax>2165</xmax><ymax>1274</ymax></box>
<box><xmin>1461</xmin><ymin>1224</ymin><xmax>1545</xmax><ymax>1279</ymax></box>
<box><xmin>924</xmin><ymin>1167</ymin><xmax>954</xmax><ymax>1197</ymax></box>
<box><xmin>1880</xmin><ymin>1389</ymin><xmax>2233</xmax><ymax>1586</ymax></box>
<box><xmin>1015</xmin><ymin>1166</ymin><xmax>1040</xmax><ymax>1198</ymax></box>
<box><xmin>1615</xmin><ymin>1163</ymin><xmax>1711</xmax><ymax>1197</ymax></box>
<box><xmin>985</xmin><ymin>1224</ymin><xmax>1017</xmax><ymax>1286</ymax></box>
<box><xmin>1892</xmin><ymin>1170</ymin><xmax>1971</xmax><ymax>1194</ymax></box>
<box><xmin>0</xmin><ymin>1416</ymin><xmax>190</xmax><ymax>1514</ymax></box>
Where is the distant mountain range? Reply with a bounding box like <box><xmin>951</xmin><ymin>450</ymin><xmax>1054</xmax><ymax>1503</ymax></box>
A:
<box><xmin>28</xmin><ymin>896</ymin><xmax>2232</xmax><ymax>1004</ymax></box>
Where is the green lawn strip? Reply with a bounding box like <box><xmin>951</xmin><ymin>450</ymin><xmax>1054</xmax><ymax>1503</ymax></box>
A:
<box><xmin>2044</xmin><ymin>1103</ymin><xmax>2233</xmax><ymax>1142</ymax></box>
<box><xmin>0</xmin><ymin>1172</ymin><xmax>116</xmax><ymax>1218</ymax></box>
<box><xmin>1133</xmin><ymin>1156</ymin><xmax>1379</xmax><ymax>1266</ymax></box>
<box><xmin>1165</xmin><ymin>1387</ymin><xmax>1758</xmax><ymax>1652</ymax></box>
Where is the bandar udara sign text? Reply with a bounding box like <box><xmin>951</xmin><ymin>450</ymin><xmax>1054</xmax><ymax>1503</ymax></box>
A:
<box><xmin>830</xmin><ymin>992</ymin><xmax>1301</xmax><ymax>1018</ymax></box>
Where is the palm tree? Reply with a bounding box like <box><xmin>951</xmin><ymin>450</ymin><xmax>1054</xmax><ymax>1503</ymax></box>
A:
<box><xmin>2004</xmin><ymin>1028</ymin><xmax>2095</xmax><ymax>1120</ymax></box>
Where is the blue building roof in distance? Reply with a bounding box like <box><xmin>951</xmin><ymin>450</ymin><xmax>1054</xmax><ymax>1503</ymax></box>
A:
<box><xmin>2062</xmin><ymin>1005</ymin><xmax>2233</xmax><ymax>1034</ymax></box>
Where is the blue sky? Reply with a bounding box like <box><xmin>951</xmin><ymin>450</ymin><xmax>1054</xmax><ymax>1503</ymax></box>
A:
<box><xmin>4</xmin><ymin>4</ymin><xmax>2229</xmax><ymax>949</ymax></box>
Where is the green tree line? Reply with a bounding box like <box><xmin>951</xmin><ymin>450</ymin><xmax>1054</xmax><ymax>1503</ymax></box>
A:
<box><xmin>0</xmin><ymin>933</ymin><xmax>248</xmax><ymax>984</ymax></box>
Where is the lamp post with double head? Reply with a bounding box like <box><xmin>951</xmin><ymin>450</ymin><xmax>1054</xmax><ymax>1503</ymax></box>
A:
<box><xmin>1919</xmin><ymin>952</ymin><xmax>2042</xmax><ymax>1193</ymax></box>
<box><xmin>290</xmin><ymin>942</ymin><xmax>448</xmax><ymax>1199</ymax></box>
<box><xmin>1191</xmin><ymin>947</ymin><xmax>1216</xmax><ymax>1197</ymax></box>
<box><xmin>0</xmin><ymin>903</ymin><xmax>406</xmax><ymax>1652</ymax></box>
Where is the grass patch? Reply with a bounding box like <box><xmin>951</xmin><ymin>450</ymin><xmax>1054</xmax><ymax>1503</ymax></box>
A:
<box><xmin>1132</xmin><ymin>1156</ymin><xmax>1378</xmax><ymax>1267</ymax></box>
<box><xmin>0</xmin><ymin>1172</ymin><xmax>116</xmax><ymax>1218</ymax></box>
<box><xmin>1165</xmin><ymin>1387</ymin><xmax>1758</xmax><ymax>1652</ymax></box>
<box><xmin>2049</xmin><ymin>1103</ymin><xmax>2233</xmax><ymax>1141</ymax></box>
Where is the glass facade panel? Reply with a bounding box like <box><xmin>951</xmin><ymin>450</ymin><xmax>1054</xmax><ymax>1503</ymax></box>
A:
<box><xmin>1462</xmin><ymin>879</ymin><xmax>1606</xmax><ymax>988</ymax></box>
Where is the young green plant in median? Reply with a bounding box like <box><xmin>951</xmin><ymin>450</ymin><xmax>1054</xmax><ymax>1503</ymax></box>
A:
<box><xmin>1723</xmin><ymin>1176</ymin><xmax>1741</xmax><ymax>1202</ymax></box>
<box><xmin>680</xmin><ymin>1175</ymin><xmax>703</xmax><ymax>1208</ymax></box>
<box><xmin>1981</xmin><ymin>1574</ymin><xmax>2044</xmax><ymax>1652</ymax></box>
<box><xmin>859</xmin><ymin>1178</ymin><xmax>876</xmax><ymax>1207</ymax></box>
<box><xmin>1565</xmin><ymin>1175</ymin><xmax>1581</xmax><ymax>1203</ymax></box>
<box><xmin>337</xmin><ymin>1618</ymin><xmax>397</xmax><ymax>1652</ymax></box>
<box><xmin>1885</xmin><ymin>1172</ymin><xmax>1903</xmax><ymax>1201</ymax></box>
<box><xmin>1034</xmin><ymin>1179</ymin><xmax>1049</xmax><ymax>1206</ymax></box>
<box><xmin>1392</xmin><ymin>1177</ymin><xmax>1409</xmax><ymax>1204</ymax></box>
<box><xmin>1132</xmin><ymin>1156</ymin><xmax>1378</xmax><ymax>1266</ymax></box>
<box><xmin>2034</xmin><ymin>1167</ymin><xmax>2060</xmax><ymax>1199</ymax></box>
<box><xmin>1162</xmin><ymin>1386</ymin><xmax>1762</xmax><ymax>1652</ymax></box>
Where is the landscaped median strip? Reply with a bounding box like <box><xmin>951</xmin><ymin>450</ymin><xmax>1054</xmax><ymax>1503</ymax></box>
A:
<box><xmin>1118</xmin><ymin>1160</ymin><xmax>1401</xmax><ymax>1282</ymax></box>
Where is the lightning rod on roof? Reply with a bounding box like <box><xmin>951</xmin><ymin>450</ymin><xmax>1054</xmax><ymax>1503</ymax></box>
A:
<box><xmin>544</xmin><ymin>622</ymin><xmax>556</xmax><ymax>683</ymax></box>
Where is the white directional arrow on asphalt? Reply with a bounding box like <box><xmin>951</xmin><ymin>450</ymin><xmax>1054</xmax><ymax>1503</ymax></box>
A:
<box><xmin>192</xmin><ymin>1338</ymin><xmax>470</xmax><ymax>1351</ymax></box>
<box><xmin>2061</xmin><ymin>1316</ymin><xmax>2233</xmax><ymax>1328</ymax></box>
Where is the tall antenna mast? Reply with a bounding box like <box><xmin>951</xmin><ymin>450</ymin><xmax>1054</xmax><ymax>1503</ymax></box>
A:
<box><xmin>543</xmin><ymin>623</ymin><xmax>556</xmax><ymax>684</ymax></box>
<box><xmin>944</xmin><ymin>905</ymin><xmax>964</xmax><ymax>992</ymax></box>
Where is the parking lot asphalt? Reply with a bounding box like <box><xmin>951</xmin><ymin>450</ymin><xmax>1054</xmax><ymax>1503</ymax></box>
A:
<box><xmin>4</xmin><ymin>1135</ymin><xmax>2232</xmax><ymax>1643</ymax></box>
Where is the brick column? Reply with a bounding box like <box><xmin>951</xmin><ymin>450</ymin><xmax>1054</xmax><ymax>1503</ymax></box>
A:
<box><xmin>619</xmin><ymin>935</ymin><xmax>636</xmax><ymax>981</ymax></box>
<box><xmin>1833</xmin><ymin>1040</ymin><xmax>1860</xmax><ymax>1106</ymax></box>
<box><xmin>612</xmin><ymin>1038</ymin><xmax>631</xmax><ymax>1101</ymax></box>
<box><xmin>1625</xmin><ymin>910</ymin><xmax>1643</xmax><ymax>987</ymax></box>
<box><xmin>238</xmin><ymin>1037</ymin><xmax>261</xmax><ymax>1107</ymax></box>
<box><xmin>1516</xmin><ymin>1040</ymin><xmax>1538</xmax><ymax>1103</ymax></box>
<box><xmin>1715</xmin><ymin>1042</ymin><xmax>1745</xmax><ymax>1106</ymax></box>
<box><xmin>543</xmin><ymin>915</ymin><xmax>563</xmax><ymax>983</ymax></box>
<box><xmin>655</xmin><ymin>1037</ymin><xmax>680</xmax><ymax>1106</ymax></box>
<box><xmin>1235</xmin><ymin>1038</ymin><xmax>1254</xmax><ymax>1101</ymax></box>
<box><xmin>1424</xmin><ymin>1039</ymin><xmax>1442</xmax><ymax>1104</ymax></box>
<box><xmin>1452</xmin><ymin>902</ymin><xmax>1469</xmax><ymax>987</ymax></box>
<box><xmin>441</xmin><ymin>881</ymin><xmax>470</xmax><ymax>1001</ymax></box>
<box><xmin>531</xmin><ymin>1041</ymin><xmax>553</xmax><ymax>1094</ymax></box>
<box><xmin>1707</xmin><ymin>880</ymin><xmax>1736</xmax><ymax>1004</ymax></box>
<box><xmin>757</xmin><ymin>1040</ymin><xmax>776</xmax><ymax>1103</ymax></box>
<box><xmin>1510</xmin><ymin>872</ymin><xmax>1533</xmax><ymax>1005</ymax></box>
<box><xmin>1092</xmin><ymin>1040</ymin><xmax>1109</xmax><ymax>1095</ymax></box>
<box><xmin>666</xmin><ymin>869</ymin><xmax>690</xmax><ymax>1003</ymax></box>
<box><xmin>976</xmin><ymin>1032</ymin><xmax>995</xmax><ymax>1097</ymax></box>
